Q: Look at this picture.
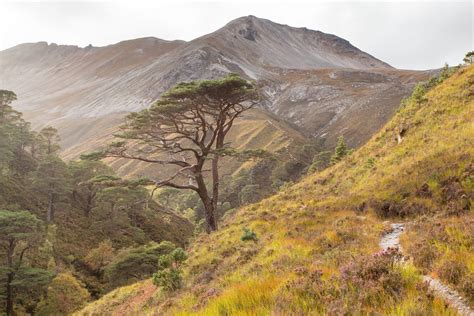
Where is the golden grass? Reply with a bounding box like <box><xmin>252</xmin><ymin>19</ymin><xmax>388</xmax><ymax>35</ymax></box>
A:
<box><xmin>79</xmin><ymin>65</ymin><xmax>473</xmax><ymax>315</ymax></box>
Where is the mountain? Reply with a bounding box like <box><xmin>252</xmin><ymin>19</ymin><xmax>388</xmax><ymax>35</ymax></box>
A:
<box><xmin>0</xmin><ymin>15</ymin><xmax>431</xmax><ymax>160</ymax></box>
<box><xmin>78</xmin><ymin>64</ymin><xmax>473</xmax><ymax>315</ymax></box>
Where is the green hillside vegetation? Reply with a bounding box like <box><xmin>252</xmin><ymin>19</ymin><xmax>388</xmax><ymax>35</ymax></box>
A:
<box><xmin>79</xmin><ymin>65</ymin><xmax>473</xmax><ymax>315</ymax></box>
<box><xmin>0</xmin><ymin>91</ymin><xmax>193</xmax><ymax>314</ymax></box>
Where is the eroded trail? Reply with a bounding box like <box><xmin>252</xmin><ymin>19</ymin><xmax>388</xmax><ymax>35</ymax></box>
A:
<box><xmin>380</xmin><ymin>223</ymin><xmax>474</xmax><ymax>316</ymax></box>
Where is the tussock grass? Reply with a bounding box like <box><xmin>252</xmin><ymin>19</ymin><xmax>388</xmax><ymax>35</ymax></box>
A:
<box><xmin>78</xmin><ymin>65</ymin><xmax>473</xmax><ymax>315</ymax></box>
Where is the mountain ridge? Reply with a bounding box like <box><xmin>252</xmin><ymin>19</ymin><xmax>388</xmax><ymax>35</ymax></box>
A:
<box><xmin>0</xmin><ymin>15</ymin><xmax>430</xmax><ymax>172</ymax></box>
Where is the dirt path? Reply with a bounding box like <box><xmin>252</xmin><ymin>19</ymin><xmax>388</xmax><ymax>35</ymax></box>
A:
<box><xmin>380</xmin><ymin>223</ymin><xmax>474</xmax><ymax>316</ymax></box>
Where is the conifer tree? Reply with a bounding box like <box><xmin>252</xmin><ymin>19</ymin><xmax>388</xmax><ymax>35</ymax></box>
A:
<box><xmin>33</xmin><ymin>156</ymin><xmax>70</xmax><ymax>223</ymax></box>
<box><xmin>106</xmin><ymin>74</ymin><xmax>260</xmax><ymax>232</ymax></box>
<box><xmin>463</xmin><ymin>51</ymin><xmax>474</xmax><ymax>64</ymax></box>
<box><xmin>330</xmin><ymin>136</ymin><xmax>348</xmax><ymax>164</ymax></box>
<box><xmin>0</xmin><ymin>210</ymin><xmax>47</xmax><ymax>316</ymax></box>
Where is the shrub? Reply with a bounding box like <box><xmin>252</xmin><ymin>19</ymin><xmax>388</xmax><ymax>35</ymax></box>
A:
<box><xmin>308</xmin><ymin>151</ymin><xmax>331</xmax><ymax>173</ymax></box>
<box><xmin>152</xmin><ymin>248</ymin><xmax>188</xmax><ymax>292</ymax></box>
<box><xmin>241</xmin><ymin>227</ymin><xmax>258</xmax><ymax>242</ymax></box>
<box><xmin>460</xmin><ymin>273</ymin><xmax>474</xmax><ymax>304</ymax></box>
<box><xmin>408</xmin><ymin>242</ymin><xmax>437</xmax><ymax>271</ymax></box>
<box><xmin>365</xmin><ymin>157</ymin><xmax>376</xmax><ymax>169</ymax></box>
<box><xmin>277</xmin><ymin>269</ymin><xmax>341</xmax><ymax>314</ymax></box>
<box><xmin>84</xmin><ymin>239</ymin><xmax>115</xmax><ymax>275</ymax></box>
<box><xmin>436</xmin><ymin>258</ymin><xmax>467</xmax><ymax>285</ymax></box>
<box><xmin>104</xmin><ymin>241</ymin><xmax>175</xmax><ymax>288</ymax></box>
<box><xmin>36</xmin><ymin>273</ymin><xmax>90</xmax><ymax>315</ymax></box>
<box><xmin>239</xmin><ymin>184</ymin><xmax>261</xmax><ymax>205</ymax></box>
<box><xmin>340</xmin><ymin>248</ymin><xmax>406</xmax><ymax>306</ymax></box>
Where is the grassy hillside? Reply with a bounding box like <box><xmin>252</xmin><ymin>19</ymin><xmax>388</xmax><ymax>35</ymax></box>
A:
<box><xmin>79</xmin><ymin>65</ymin><xmax>473</xmax><ymax>315</ymax></box>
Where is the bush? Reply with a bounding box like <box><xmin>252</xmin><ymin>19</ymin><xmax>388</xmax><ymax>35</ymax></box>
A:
<box><xmin>340</xmin><ymin>248</ymin><xmax>406</xmax><ymax>305</ymax></box>
<box><xmin>239</xmin><ymin>184</ymin><xmax>261</xmax><ymax>205</ymax></box>
<box><xmin>36</xmin><ymin>273</ymin><xmax>90</xmax><ymax>315</ymax></box>
<box><xmin>241</xmin><ymin>227</ymin><xmax>258</xmax><ymax>242</ymax></box>
<box><xmin>460</xmin><ymin>273</ymin><xmax>474</xmax><ymax>304</ymax></box>
<box><xmin>408</xmin><ymin>242</ymin><xmax>437</xmax><ymax>272</ymax></box>
<box><xmin>104</xmin><ymin>241</ymin><xmax>175</xmax><ymax>288</ymax></box>
<box><xmin>308</xmin><ymin>151</ymin><xmax>331</xmax><ymax>174</ymax></box>
<box><xmin>152</xmin><ymin>248</ymin><xmax>188</xmax><ymax>292</ymax></box>
<box><xmin>84</xmin><ymin>239</ymin><xmax>115</xmax><ymax>275</ymax></box>
<box><xmin>436</xmin><ymin>258</ymin><xmax>467</xmax><ymax>285</ymax></box>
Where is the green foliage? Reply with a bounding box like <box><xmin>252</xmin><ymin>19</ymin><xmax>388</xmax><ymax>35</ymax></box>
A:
<box><xmin>239</xmin><ymin>184</ymin><xmax>261</xmax><ymax>205</ymax></box>
<box><xmin>104</xmin><ymin>241</ymin><xmax>176</xmax><ymax>288</ymax></box>
<box><xmin>152</xmin><ymin>248</ymin><xmax>188</xmax><ymax>292</ymax></box>
<box><xmin>36</xmin><ymin>273</ymin><xmax>90</xmax><ymax>315</ymax></box>
<box><xmin>37</xmin><ymin>225</ymin><xmax>57</xmax><ymax>272</ymax></box>
<box><xmin>365</xmin><ymin>157</ymin><xmax>376</xmax><ymax>169</ymax></box>
<box><xmin>68</xmin><ymin>159</ymin><xmax>115</xmax><ymax>216</ymax></box>
<box><xmin>411</xmin><ymin>83</ymin><xmax>427</xmax><ymax>104</ymax></box>
<box><xmin>110</xmin><ymin>73</ymin><xmax>260</xmax><ymax>233</ymax></box>
<box><xmin>79</xmin><ymin>151</ymin><xmax>106</xmax><ymax>161</ymax></box>
<box><xmin>0</xmin><ymin>210</ymin><xmax>42</xmax><ymax>242</ymax></box>
<box><xmin>330</xmin><ymin>136</ymin><xmax>349</xmax><ymax>165</ymax></box>
<box><xmin>7</xmin><ymin>267</ymin><xmax>53</xmax><ymax>314</ymax></box>
<box><xmin>463</xmin><ymin>51</ymin><xmax>473</xmax><ymax>64</ymax></box>
<box><xmin>0</xmin><ymin>89</ymin><xmax>194</xmax><ymax>313</ymax></box>
<box><xmin>241</xmin><ymin>227</ymin><xmax>258</xmax><ymax>242</ymax></box>
<box><xmin>0</xmin><ymin>210</ymin><xmax>46</xmax><ymax>315</ymax></box>
<box><xmin>32</xmin><ymin>154</ymin><xmax>70</xmax><ymax>223</ymax></box>
<box><xmin>308</xmin><ymin>151</ymin><xmax>332</xmax><ymax>174</ymax></box>
<box><xmin>38</xmin><ymin>126</ymin><xmax>60</xmax><ymax>155</ymax></box>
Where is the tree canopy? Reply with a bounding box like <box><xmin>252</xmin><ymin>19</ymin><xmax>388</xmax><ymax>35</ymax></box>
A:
<box><xmin>106</xmin><ymin>73</ymin><xmax>260</xmax><ymax>232</ymax></box>
<box><xmin>0</xmin><ymin>210</ymin><xmax>46</xmax><ymax>315</ymax></box>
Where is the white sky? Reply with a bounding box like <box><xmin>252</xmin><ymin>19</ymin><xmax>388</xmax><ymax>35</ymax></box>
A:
<box><xmin>0</xmin><ymin>0</ymin><xmax>472</xmax><ymax>70</ymax></box>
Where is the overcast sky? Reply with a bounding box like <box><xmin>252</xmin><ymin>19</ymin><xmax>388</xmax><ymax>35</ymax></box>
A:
<box><xmin>0</xmin><ymin>0</ymin><xmax>472</xmax><ymax>70</ymax></box>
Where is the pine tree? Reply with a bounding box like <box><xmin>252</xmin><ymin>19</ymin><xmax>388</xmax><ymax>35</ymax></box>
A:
<box><xmin>33</xmin><ymin>155</ymin><xmax>70</xmax><ymax>223</ymax></box>
<box><xmin>0</xmin><ymin>210</ymin><xmax>46</xmax><ymax>316</ymax></box>
<box><xmin>68</xmin><ymin>159</ymin><xmax>114</xmax><ymax>217</ymax></box>
<box><xmin>463</xmin><ymin>51</ymin><xmax>474</xmax><ymax>64</ymax></box>
<box><xmin>330</xmin><ymin>136</ymin><xmax>348</xmax><ymax>164</ymax></box>
<box><xmin>106</xmin><ymin>74</ymin><xmax>260</xmax><ymax>233</ymax></box>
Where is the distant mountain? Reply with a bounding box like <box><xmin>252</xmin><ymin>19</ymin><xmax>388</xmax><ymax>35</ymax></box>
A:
<box><xmin>0</xmin><ymin>15</ymin><xmax>431</xmax><ymax>163</ymax></box>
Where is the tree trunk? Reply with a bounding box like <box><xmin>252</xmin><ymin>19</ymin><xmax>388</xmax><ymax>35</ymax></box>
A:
<box><xmin>204</xmin><ymin>199</ymin><xmax>218</xmax><ymax>233</ymax></box>
<box><xmin>6</xmin><ymin>273</ymin><xmax>13</xmax><ymax>316</ymax></box>
<box><xmin>6</xmin><ymin>241</ymin><xmax>14</xmax><ymax>316</ymax></box>
<box><xmin>110</xmin><ymin>202</ymin><xmax>118</xmax><ymax>221</ymax></box>
<box><xmin>47</xmin><ymin>192</ymin><xmax>55</xmax><ymax>223</ymax></box>
<box><xmin>209</xmin><ymin>128</ymin><xmax>226</xmax><ymax>232</ymax></box>
<box><xmin>85</xmin><ymin>193</ymin><xmax>94</xmax><ymax>217</ymax></box>
<box><xmin>195</xmin><ymin>170</ymin><xmax>218</xmax><ymax>233</ymax></box>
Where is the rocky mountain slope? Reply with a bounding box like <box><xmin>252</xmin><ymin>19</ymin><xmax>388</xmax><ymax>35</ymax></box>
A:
<box><xmin>78</xmin><ymin>64</ymin><xmax>473</xmax><ymax>316</ymax></box>
<box><xmin>0</xmin><ymin>16</ymin><xmax>431</xmax><ymax>161</ymax></box>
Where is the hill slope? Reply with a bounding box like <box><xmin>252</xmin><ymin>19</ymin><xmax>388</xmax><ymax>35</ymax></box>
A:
<box><xmin>0</xmin><ymin>15</ymin><xmax>429</xmax><ymax>156</ymax></box>
<box><xmin>78</xmin><ymin>65</ymin><xmax>473</xmax><ymax>315</ymax></box>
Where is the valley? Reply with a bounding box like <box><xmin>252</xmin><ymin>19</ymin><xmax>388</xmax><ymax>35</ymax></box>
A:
<box><xmin>0</xmin><ymin>12</ymin><xmax>472</xmax><ymax>316</ymax></box>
